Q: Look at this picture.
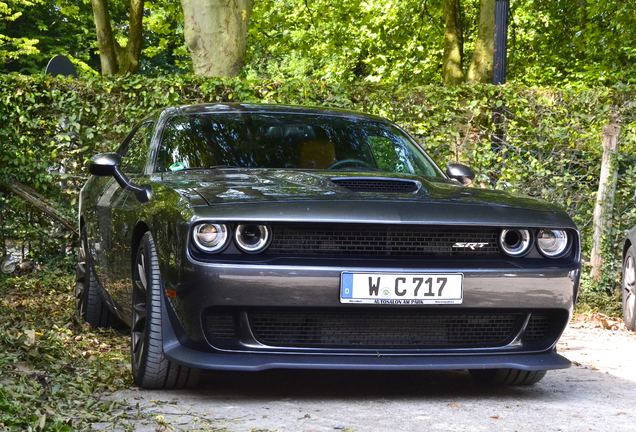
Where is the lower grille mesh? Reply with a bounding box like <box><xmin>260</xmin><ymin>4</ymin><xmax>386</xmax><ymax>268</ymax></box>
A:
<box><xmin>203</xmin><ymin>308</ymin><xmax>566</xmax><ymax>351</ymax></box>
<box><xmin>523</xmin><ymin>313</ymin><xmax>560</xmax><ymax>344</ymax></box>
<box><xmin>204</xmin><ymin>312</ymin><xmax>236</xmax><ymax>340</ymax></box>
<box><xmin>248</xmin><ymin>309</ymin><xmax>525</xmax><ymax>348</ymax></box>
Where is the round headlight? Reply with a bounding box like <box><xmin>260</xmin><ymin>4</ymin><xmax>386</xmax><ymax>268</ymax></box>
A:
<box><xmin>537</xmin><ymin>229</ymin><xmax>569</xmax><ymax>258</ymax></box>
<box><xmin>499</xmin><ymin>228</ymin><xmax>532</xmax><ymax>257</ymax></box>
<box><xmin>192</xmin><ymin>223</ymin><xmax>229</xmax><ymax>253</ymax></box>
<box><xmin>235</xmin><ymin>224</ymin><xmax>271</xmax><ymax>254</ymax></box>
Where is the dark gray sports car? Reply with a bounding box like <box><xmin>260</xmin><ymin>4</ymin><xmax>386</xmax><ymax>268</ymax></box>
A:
<box><xmin>77</xmin><ymin>103</ymin><xmax>580</xmax><ymax>389</ymax></box>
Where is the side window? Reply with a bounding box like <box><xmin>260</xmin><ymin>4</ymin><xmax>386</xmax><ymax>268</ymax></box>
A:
<box><xmin>120</xmin><ymin>123</ymin><xmax>153</xmax><ymax>174</ymax></box>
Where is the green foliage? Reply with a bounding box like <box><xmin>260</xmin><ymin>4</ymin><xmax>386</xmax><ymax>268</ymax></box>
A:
<box><xmin>142</xmin><ymin>0</ymin><xmax>191</xmax><ymax>74</ymax></box>
<box><xmin>245</xmin><ymin>0</ymin><xmax>636</xmax><ymax>86</ymax></box>
<box><xmin>0</xmin><ymin>267</ymin><xmax>129</xmax><ymax>430</ymax></box>
<box><xmin>3</xmin><ymin>0</ymin><xmax>635</xmax><ymax>85</ymax></box>
<box><xmin>0</xmin><ymin>0</ymin><xmax>42</xmax><ymax>64</ymax></box>
<box><xmin>246</xmin><ymin>0</ymin><xmax>450</xmax><ymax>84</ymax></box>
<box><xmin>0</xmin><ymin>0</ymin><xmax>97</xmax><ymax>74</ymax></box>
<box><xmin>577</xmin><ymin>272</ymin><xmax>623</xmax><ymax>317</ymax></box>
<box><xmin>508</xmin><ymin>0</ymin><xmax>636</xmax><ymax>85</ymax></box>
<box><xmin>0</xmin><ymin>0</ymin><xmax>190</xmax><ymax>75</ymax></box>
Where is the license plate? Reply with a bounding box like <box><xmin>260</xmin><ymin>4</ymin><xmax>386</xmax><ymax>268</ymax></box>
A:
<box><xmin>340</xmin><ymin>272</ymin><xmax>463</xmax><ymax>305</ymax></box>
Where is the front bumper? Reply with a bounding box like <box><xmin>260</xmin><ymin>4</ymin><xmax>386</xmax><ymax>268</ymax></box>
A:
<box><xmin>164</xmin><ymin>342</ymin><xmax>571</xmax><ymax>372</ymax></box>
<box><xmin>161</xmin><ymin>258</ymin><xmax>579</xmax><ymax>371</ymax></box>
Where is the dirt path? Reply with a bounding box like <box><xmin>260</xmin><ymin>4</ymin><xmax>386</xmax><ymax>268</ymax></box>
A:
<box><xmin>98</xmin><ymin>321</ymin><xmax>636</xmax><ymax>431</ymax></box>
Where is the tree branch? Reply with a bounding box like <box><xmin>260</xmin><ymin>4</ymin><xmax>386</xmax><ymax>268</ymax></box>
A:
<box><xmin>0</xmin><ymin>180</ymin><xmax>77</xmax><ymax>236</ymax></box>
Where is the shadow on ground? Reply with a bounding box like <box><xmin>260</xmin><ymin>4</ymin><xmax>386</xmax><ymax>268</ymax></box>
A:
<box><xmin>197</xmin><ymin>368</ymin><xmax>542</xmax><ymax>399</ymax></box>
<box><xmin>98</xmin><ymin>327</ymin><xmax>636</xmax><ymax>431</ymax></box>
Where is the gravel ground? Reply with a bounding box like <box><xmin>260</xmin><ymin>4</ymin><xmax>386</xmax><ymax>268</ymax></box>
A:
<box><xmin>99</xmin><ymin>320</ymin><xmax>636</xmax><ymax>431</ymax></box>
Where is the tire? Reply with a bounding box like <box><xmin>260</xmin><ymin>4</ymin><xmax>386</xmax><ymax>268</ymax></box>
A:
<box><xmin>76</xmin><ymin>228</ymin><xmax>117</xmax><ymax>328</ymax></box>
<box><xmin>622</xmin><ymin>246</ymin><xmax>636</xmax><ymax>331</ymax></box>
<box><xmin>131</xmin><ymin>231</ymin><xmax>199</xmax><ymax>389</ymax></box>
<box><xmin>470</xmin><ymin>369</ymin><xmax>547</xmax><ymax>386</ymax></box>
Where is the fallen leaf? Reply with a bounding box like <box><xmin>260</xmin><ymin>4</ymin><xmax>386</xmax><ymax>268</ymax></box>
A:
<box><xmin>24</xmin><ymin>329</ymin><xmax>36</xmax><ymax>346</ymax></box>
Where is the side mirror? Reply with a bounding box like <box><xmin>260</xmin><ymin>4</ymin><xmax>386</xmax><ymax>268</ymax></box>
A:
<box><xmin>446</xmin><ymin>163</ymin><xmax>475</xmax><ymax>186</ymax></box>
<box><xmin>89</xmin><ymin>152</ymin><xmax>152</xmax><ymax>203</ymax></box>
<box><xmin>89</xmin><ymin>152</ymin><xmax>121</xmax><ymax>176</ymax></box>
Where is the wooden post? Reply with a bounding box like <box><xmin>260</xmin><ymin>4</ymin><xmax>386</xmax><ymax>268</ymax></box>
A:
<box><xmin>590</xmin><ymin>122</ymin><xmax>621</xmax><ymax>281</ymax></box>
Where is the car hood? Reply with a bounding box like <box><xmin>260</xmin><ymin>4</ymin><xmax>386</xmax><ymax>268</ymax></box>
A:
<box><xmin>155</xmin><ymin>169</ymin><xmax>575</xmax><ymax>228</ymax></box>
<box><xmin>159</xmin><ymin>169</ymin><xmax>560</xmax><ymax>213</ymax></box>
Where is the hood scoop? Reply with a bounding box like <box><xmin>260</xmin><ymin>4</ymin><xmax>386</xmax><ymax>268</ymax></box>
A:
<box><xmin>330</xmin><ymin>177</ymin><xmax>420</xmax><ymax>193</ymax></box>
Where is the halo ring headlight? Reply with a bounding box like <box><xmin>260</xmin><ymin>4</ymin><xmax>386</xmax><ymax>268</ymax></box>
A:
<box><xmin>192</xmin><ymin>223</ymin><xmax>229</xmax><ymax>253</ymax></box>
<box><xmin>537</xmin><ymin>229</ymin><xmax>570</xmax><ymax>258</ymax></box>
<box><xmin>499</xmin><ymin>228</ymin><xmax>532</xmax><ymax>257</ymax></box>
<box><xmin>235</xmin><ymin>224</ymin><xmax>271</xmax><ymax>254</ymax></box>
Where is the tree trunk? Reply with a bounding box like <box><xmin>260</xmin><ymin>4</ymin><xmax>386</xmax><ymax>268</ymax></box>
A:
<box><xmin>0</xmin><ymin>180</ymin><xmax>77</xmax><ymax>236</ymax></box>
<box><xmin>442</xmin><ymin>0</ymin><xmax>464</xmax><ymax>85</ymax></box>
<box><xmin>181</xmin><ymin>0</ymin><xmax>252</xmax><ymax>77</ymax></box>
<box><xmin>90</xmin><ymin>0</ymin><xmax>119</xmax><ymax>75</ymax></box>
<box><xmin>467</xmin><ymin>0</ymin><xmax>495</xmax><ymax>83</ymax></box>
<box><xmin>590</xmin><ymin>122</ymin><xmax>621</xmax><ymax>281</ymax></box>
<box><xmin>118</xmin><ymin>0</ymin><xmax>145</xmax><ymax>73</ymax></box>
<box><xmin>90</xmin><ymin>0</ymin><xmax>144</xmax><ymax>75</ymax></box>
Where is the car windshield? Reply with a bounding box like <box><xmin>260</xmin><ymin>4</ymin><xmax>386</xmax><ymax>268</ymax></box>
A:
<box><xmin>155</xmin><ymin>111</ymin><xmax>443</xmax><ymax>178</ymax></box>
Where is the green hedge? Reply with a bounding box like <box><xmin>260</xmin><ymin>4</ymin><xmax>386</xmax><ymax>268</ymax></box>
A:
<box><xmin>1</xmin><ymin>74</ymin><xmax>635</xmax><ymax>296</ymax></box>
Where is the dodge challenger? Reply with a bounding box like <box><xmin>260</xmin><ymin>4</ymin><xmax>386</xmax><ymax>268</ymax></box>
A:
<box><xmin>76</xmin><ymin>103</ymin><xmax>580</xmax><ymax>389</ymax></box>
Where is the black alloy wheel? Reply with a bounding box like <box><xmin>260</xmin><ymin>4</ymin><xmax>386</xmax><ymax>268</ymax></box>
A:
<box><xmin>75</xmin><ymin>232</ymin><xmax>89</xmax><ymax>321</ymax></box>
<box><xmin>131</xmin><ymin>242</ymin><xmax>149</xmax><ymax>374</ymax></box>
<box><xmin>130</xmin><ymin>231</ymin><xmax>199</xmax><ymax>389</ymax></box>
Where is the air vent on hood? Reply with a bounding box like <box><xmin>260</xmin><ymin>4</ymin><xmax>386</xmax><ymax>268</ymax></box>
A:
<box><xmin>331</xmin><ymin>177</ymin><xmax>419</xmax><ymax>193</ymax></box>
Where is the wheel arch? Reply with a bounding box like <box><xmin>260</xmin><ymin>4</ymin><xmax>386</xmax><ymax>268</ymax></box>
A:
<box><xmin>131</xmin><ymin>221</ymin><xmax>150</xmax><ymax>261</ymax></box>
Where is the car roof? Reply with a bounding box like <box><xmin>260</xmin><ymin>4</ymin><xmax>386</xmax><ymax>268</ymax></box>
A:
<box><xmin>164</xmin><ymin>103</ymin><xmax>391</xmax><ymax>123</ymax></box>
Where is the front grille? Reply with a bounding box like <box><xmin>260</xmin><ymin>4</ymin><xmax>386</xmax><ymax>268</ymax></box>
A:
<box><xmin>249</xmin><ymin>309</ymin><xmax>525</xmax><ymax>348</ymax></box>
<box><xmin>331</xmin><ymin>178</ymin><xmax>419</xmax><ymax>193</ymax></box>
<box><xmin>267</xmin><ymin>224</ymin><xmax>501</xmax><ymax>257</ymax></box>
<box><xmin>203</xmin><ymin>308</ymin><xmax>567</xmax><ymax>351</ymax></box>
